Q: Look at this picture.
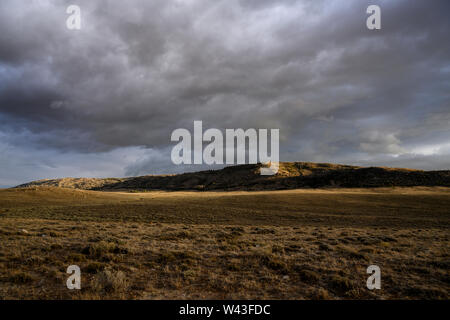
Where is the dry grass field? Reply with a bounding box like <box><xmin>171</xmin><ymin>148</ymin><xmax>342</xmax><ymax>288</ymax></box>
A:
<box><xmin>0</xmin><ymin>187</ymin><xmax>449</xmax><ymax>299</ymax></box>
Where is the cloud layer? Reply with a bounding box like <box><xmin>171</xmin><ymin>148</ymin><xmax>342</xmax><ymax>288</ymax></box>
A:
<box><xmin>1</xmin><ymin>0</ymin><xmax>449</xmax><ymax>186</ymax></box>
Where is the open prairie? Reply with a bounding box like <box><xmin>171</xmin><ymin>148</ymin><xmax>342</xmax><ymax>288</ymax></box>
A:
<box><xmin>0</xmin><ymin>187</ymin><xmax>449</xmax><ymax>299</ymax></box>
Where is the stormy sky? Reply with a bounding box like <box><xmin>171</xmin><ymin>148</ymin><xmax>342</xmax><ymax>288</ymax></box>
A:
<box><xmin>0</xmin><ymin>0</ymin><xmax>449</xmax><ymax>187</ymax></box>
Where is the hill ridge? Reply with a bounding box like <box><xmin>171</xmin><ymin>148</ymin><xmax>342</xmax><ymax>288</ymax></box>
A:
<box><xmin>15</xmin><ymin>162</ymin><xmax>450</xmax><ymax>191</ymax></box>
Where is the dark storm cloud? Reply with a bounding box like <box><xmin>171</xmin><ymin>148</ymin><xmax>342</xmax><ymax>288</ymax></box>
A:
<box><xmin>0</xmin><ymin>0</ymin><xmax>449</xmax><ymax>185</ymax></box>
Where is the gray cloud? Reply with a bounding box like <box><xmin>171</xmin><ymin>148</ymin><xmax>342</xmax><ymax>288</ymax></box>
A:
<box><xmin>0</xmin><ymin>0</ymin><xmax>449</xmax><ymax>186</ymax></box>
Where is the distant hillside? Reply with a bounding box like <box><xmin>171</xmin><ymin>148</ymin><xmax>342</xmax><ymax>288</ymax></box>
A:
<box><xmin>15</xmin><ymin>162</ymin><xmax>450</xmax><ymax>191</ymax></box>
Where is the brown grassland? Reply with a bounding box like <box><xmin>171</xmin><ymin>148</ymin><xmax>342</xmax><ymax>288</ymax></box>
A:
<box><xmin>0</xmin><ymin>186</ymin><xmax>449</xmax><ymax>299</ymax></box>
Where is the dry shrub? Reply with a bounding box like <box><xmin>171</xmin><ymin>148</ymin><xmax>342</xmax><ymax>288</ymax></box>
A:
<box><xmin>92</xmin><ymin>268</ymin><xmax>128</xmax><ymax>293</ymax></box>
<box><xmin>156</xmin><ymin>250</ymin><xmax>197</xmax><ymax>265</ymax></box>
<box><xmin>337</xmin><ymin>245</ymin><xmax>368</xmax><ymax>260</ymax></box>
<box><xmin>297</xmin><ymin>269</ymin><xmax>320</xmax><ymax>283</ymax></box>
<box><xmin>81</xmin><ymin>241</ymin><xmax>128</xmax><ymax>258</ymax></box>
<box><xmin>7</xmin><ymin>271</ymin><xmax>35</xmax><ymax>284</ymax></box>
<box><xmin>329</xmin><ymin>275</ymin><xmax>355</xmax><ymax>294</ymax></box>
<box><xmin>313</xmin><ymin>288</ymin><xmax>330</xmax><ymax>300</ymax></box>
<box><xmin>66</xmin><ymin>253</ymin><xmax>86</xmax><ymax>262</ymax></box>
<box><xmin>24</xmin><ymin>256</ymin><xmax>45</xmax><ymax>266</ymax></box>
<box><xmin>86</xmin><ymin>262</ymin><xmax>106</xmax><ymax>274</ymax></box>
<box><xmin>159</xmin><ymin>231</ymin><xmax>195</xmax><ymax>241</ymax></box>
<box><xmin>258</xmin><ymin>254</ymin><xmax>288</xmax><ymax>273</ymax></box>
